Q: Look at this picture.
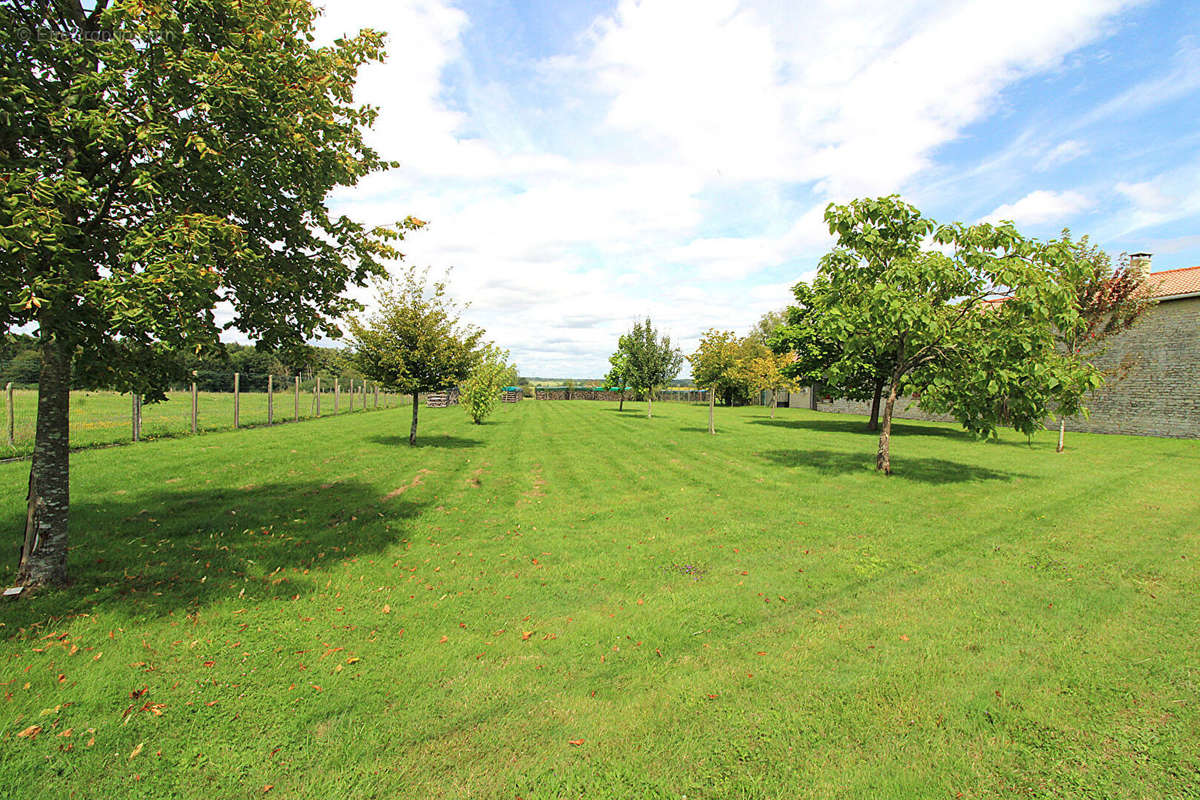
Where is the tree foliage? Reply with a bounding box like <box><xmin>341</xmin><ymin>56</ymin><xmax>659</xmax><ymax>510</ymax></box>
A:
<box><xmin>2</xmin><ymin>0</ymin><xmax>407</xmax><ymax>586</ymax></box>
<box><xmin>735</xmin><ymin>351</ymin><xmax>798</xmax><ymax>419</ymax></box>
<box><xmin>620</xmin><ymin>318</ymin><xmax>683</xmax><ymax>418</ymax></box>
<box><xmin>1046</xmin><ymin>230</ymin><xmax>1152</xmax><ymax>451</ymax></box>
<box><xmin>461</xmin><ymin>344</ymin><xmax>517</xmax><ymax>425</ymax></box>
<box><xmin>688</xmin><ymin>329</ymin><xmax>740</xmax><ymax>433</ymax></box>
<box><xmin>811</xmin><ymin>196</ymin><xmax>1099</xmax><ymax>474</ymax></box>
<box><xmin>348</xmin><ymin>267</ymin><xmax>482</xmax><ymax>445</ymax></box>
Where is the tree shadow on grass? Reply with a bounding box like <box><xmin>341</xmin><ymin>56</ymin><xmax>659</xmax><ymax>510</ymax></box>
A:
<box><xmin>366</xmin><ymin>434</ymin><xmax>483</xmax><ymax>449</ymax></box>
<box><xmin>0</xmin><ymin>479</ymin><xmax>423</xmax><ymax>629</ymax></box>
<box><xmin>760</xmin><ymin>448</ymin><xmax>1029</xmax><ymax>484</ymax></box>
<box><xmin>750</xmin><ymin>416</ymin><xmax>1030</xmax><ymax>446</ymax></box>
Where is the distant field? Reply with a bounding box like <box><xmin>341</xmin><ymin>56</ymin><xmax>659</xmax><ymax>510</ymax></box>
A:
<box><xmin>0</xmin><ymin>401</ymin><xmax>1197</xmax><ymax>798</ymax></box>
<box><xmin>2</xmin><ymin>388</ymin><xmax>401</xmax><ymax>458</ymax></box>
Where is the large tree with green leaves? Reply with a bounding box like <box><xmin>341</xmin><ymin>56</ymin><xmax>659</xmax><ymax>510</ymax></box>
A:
<box><xmin>348</xmin><ymin>267</ymin><xmax>483</xmax><ymax>445</ymax></box>
<box><xmin>772</xmin><ymin>196</ymin><xmax>927</xmax><ymax>431</ymax></box>
<box><xmin>622</xmin><ymin>318</ymin><xmax>683</xmax><ymax>419</ymax></box>
<box><xmin>2</xmin><ymin>1</ymin><xmax>407</xmax><ymax>587</ymax></box>
<box><xmin>688</xmin><ymin>329</ymin><xmax>740</xmax><ymax>434</ymax></box>
<box><xmin>816</xmin><ymin>196</ymin><xmax>1098</xmax><ymax>474</ymax></box>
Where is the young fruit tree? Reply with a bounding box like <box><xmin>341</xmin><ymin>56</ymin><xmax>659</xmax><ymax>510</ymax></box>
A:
<box><xmin>816</xmin><ymin>196</ymin><xmax>1099</xmax><ymax>474</ymax></box>
<box><xmin>348</xmin><ymin>267</ymin><xmax>483</xmax><ymax>445</ymax></box>
<box><xmin>622</xmin><ymin>319</ymin><xmax>683</xmax><ymax>419</ymax></box>
<box><xmin>461</xmin><ymin>345</ymin><xmax>517</xmax><ymax>425</ymax></box>
<box><xmin>1</xmin><ymin>1</ymin><xmax>408</xmax><ymax>587</ymax></box>
<box><xmin>688</xmin><ymin>329</ymin><xmax>740</xmax><ymax>434</ymax></box>
<box><xmin>736</xmin><ymin>351</ymin><xmax>798</xmax><ymax>419</ymax></box>
<box><xmin>603</xmin><ymin>345</ymin><xmax>631</xmax><ymax>411</ymax></box>
<box><xmin>1048</xmin><ymin>231</ymin><xmax>1152</xmax><ymax>452</ymax></box>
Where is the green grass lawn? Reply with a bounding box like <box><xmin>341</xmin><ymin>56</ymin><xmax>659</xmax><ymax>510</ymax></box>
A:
<box><xmin>2</xmin><ymin>388</ymin><xmax>400</xmax><ymax>459</ymax></box>
<box><xmin>1</xmin><ymin>400</ymin><xmax>1197</xmax><ymax>798</ymax></box>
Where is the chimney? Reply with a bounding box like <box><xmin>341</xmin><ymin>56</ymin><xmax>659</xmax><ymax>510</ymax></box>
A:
<box><xmin>1130</xmin><ymin>252</ymin><xmax>1153</xmax><ymax>275</ymax></box>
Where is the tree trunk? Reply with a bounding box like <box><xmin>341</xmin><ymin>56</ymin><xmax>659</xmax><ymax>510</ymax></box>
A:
<box><xmin>867</xmin><ymin>378</ymin><xmax>883</xmax><ymax>431</ymax></box>
<box><xmin>875</xmin><ymin>355</ymin><xmax>905</xmax><ymax>475</ymax></box>
<box><xmin>647</xmin><ymin>388</ymin><xmax>653</xmax><ymax>419</ymax></box>
<box><xmin>18</xmin><ymin>339</ymin><xmax>72</xmax><ymax>587</ymax></box>
<box><xmin>771</xmin><ymin>391</ymin><xmax>777</xmax><ymax>420</ymax></box>
<box><xmin>619</xmin><ymin>389</ymin><xmax>625</xmax><ymax>412</ymax></box>
<box><xmin>1057</xmin><ymin>418</ymin><xmax>1066</xmax><ymax>453</ymax></box>
<box><xmin>708</xmin><ymin>387</ymin><xmax>715</xmax><ymax>434</ymax></box>
<box><xmin>409</xmin><ymin>392</ymin><xmax>419</xmax><ymax>446</ymax></box>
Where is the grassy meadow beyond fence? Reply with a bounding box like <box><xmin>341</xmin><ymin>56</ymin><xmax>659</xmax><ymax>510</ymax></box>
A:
<box><xmin>3</xmin><ymin>385</ymin><xmax>402</xmax><ymax>459</ymax></box>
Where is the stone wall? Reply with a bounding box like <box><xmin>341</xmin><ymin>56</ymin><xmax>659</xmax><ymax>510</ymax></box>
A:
<box><xmin>810</xmin><ymin>296</ymin><xmax>1200</xmax><ymax>439</ymax></box>
<box><xmin>1060</xmin><ymin>295</ymin><xmax>1199</xmax><ymax>438</ymax></box>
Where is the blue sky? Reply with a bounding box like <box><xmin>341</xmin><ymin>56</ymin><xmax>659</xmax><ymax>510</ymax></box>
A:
<box><xmin>315</xmin><ymin>0</ymin><xmax>1200</xmax><ymax>377</ymax></box>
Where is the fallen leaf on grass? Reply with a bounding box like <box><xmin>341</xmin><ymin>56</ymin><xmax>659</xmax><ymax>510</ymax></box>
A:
<box><xmin>17</xmin><ymin>725</ymin><xmax>42</xmax><ymax>739</ymax></box>
<box><xmin>900</xmin><ymin>635</ymin><xmax>910</xmax><ymax>642</ymax></box>
<box><xmin>438</xmin><ymin>636</ymin><xmax>448</xmax><ymax>644</ymax></box>
<box><xmin>521</xmin><ymin>631</ymin><xmax>533</xmax><ymax>641</ymax></box>
<box><xmin>567</xmin><ymin>739</ymin><xmax>584</xmax><ymax>746</ymax></box>
<box><xmin>345</xmin><ymin>657</ymin><xmax>361</xmax><ymax>665</ymax></box>
<box><xmin>129</xmin><ymin>742</ymin><xmax>143</xmax><ymax>759</ymax></box>
<box><xmin>381</xmin><ymin>604</ymin><xmax>391</xmax><ymax>614</ymax></box>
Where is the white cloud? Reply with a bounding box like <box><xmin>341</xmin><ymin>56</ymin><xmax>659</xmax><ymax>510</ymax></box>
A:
<box><xmin>1112</xmin><ymin>160</ymin><xmax>1200</xmax><ymax>234</ymax></box>
<box><xmin>982</xmin><ymin>189</ymin><xmax>1095</xmax><ymax>225</ymax></box>
<box><xmin>1035</xmin><ymin>140</ymin><xmax>1090</xmax><ymax>171</ymax></box>
<box><xmin>307</xmin><ymin>0</ymin><xmax>1145</xmax><ymax>376</ymax></box>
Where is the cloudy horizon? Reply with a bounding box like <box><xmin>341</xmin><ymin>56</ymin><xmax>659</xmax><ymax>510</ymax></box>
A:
<box><xmin>311</xmin><ymin>0</ymin><xmax>1200</xmax><ymax>378</ymax></box>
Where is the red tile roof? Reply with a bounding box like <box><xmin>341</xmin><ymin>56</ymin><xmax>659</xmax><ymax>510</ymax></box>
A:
<box><xmin>1146</xmin><ymin>265</ymin><xmax>1200</xmax><ymax>300</ymax></box>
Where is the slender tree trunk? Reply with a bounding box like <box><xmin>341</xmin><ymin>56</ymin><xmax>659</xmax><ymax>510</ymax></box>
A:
<box><xmin>708</xmin><ymin>387</ymin><xmax>715</xmax><ymax>434</ymax></box>
<box><xmin>619</xmin><ymin>389</ymin><xmax>625</xmax><ymax>412</ymax></box>
<box><xmin>771</xmin><ymin>391</ymin><xmax>777</xmax><ymax>420</ymax></box>
<box><xmin>409</xmin><ymin>392</ymin><xmax>419</xmax><ymax>446</ymax></box>
<box><xmin>876</xmin><ymin>355</ymin><xmax>905</xmax><ymax>475</ymax></box>
<box><xmin>867</xmin><ymin>378</ymin><xmax>884</xmax><ymax>431</ymax></box>
<box><xmin>18</xmin><ymin>339</ymin><xmax>72</xmax><ymax>587</ymax></box>
<box><xmin>1057</xmin><ymin>418</ymin><xmax>1066</xmax><ymax>453</ymax></box>
<box><xmin>647</xmin><ymin>388</ymin><xmax>653</xmax><ymax>419</ymax></box>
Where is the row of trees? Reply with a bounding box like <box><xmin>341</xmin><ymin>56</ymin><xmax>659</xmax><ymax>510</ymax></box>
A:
<box><xmin>767</xmin><ymin>197</ymin><xmax>1150</xmax><ymax>473</ymax></box>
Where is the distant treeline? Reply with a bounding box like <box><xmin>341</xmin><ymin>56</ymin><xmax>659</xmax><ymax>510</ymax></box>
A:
<box><xmin>0</xmin><ymin>335</ymin><xmax>363</xmax><ymax>392</ymax></box>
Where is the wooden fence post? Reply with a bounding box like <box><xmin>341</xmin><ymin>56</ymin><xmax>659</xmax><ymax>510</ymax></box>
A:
<box><xmin>5</xmin><ymin>382</ymin><xmax>13</xmax><ymax>448</ymax></box>
<box><xmin>335</xmin><ymin>378</ymin><xmax>340</xmax><ymax>414</ymax></box>
<box><xmin>268</xmin><ymin>374</ymin><xmax>274</xmax><ymax>425</ymax></box>
<box><xmin>132</xmin><ymin>393</ymin><xmax>141</xmax><ymax>442</ymax></box>
<box><xmin>190</xmin><ymin>381</ymin><xmax>198</xmax><ymax>434</ymax></box>
<box><xmin>294</xmin><ymin>376</ymin><xmax>300</xmax><ymax>422</ymax></box>
<box><xmin>233</xmin><ymin>372</ymin><xmax>240</xmax><ymax>428</ymax></box>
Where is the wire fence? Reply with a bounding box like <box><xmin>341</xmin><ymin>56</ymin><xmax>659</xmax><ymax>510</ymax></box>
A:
<box><xmin>2</xmin><ymin>373</ymin><xmax>404</xmax><ymax>460</ymax></box>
